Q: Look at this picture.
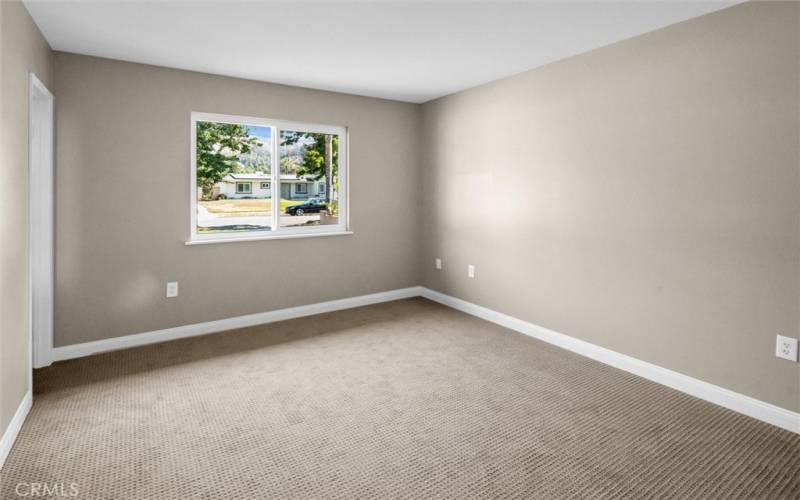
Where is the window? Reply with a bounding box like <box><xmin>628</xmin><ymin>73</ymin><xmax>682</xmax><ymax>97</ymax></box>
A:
<box><xmin>190</xmin><ymin>112</ymin><xmax>347</xmax><ymax>242</ymax></box>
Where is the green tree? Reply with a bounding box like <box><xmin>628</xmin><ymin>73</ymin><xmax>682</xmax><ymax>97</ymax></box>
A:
<box><xmin>280</xmin><ymin>156</ymin><xmax>299</xmax><ymax>175</ymax></box>
<box><xmin>281</xmin><ymin>132</ymin><xmax>337</xmax><ymax>204</ymax></box>
<box><xmin>196</xmin><ymin>121</ymin><xmax>259</xmax><ymax>197</ymax></box>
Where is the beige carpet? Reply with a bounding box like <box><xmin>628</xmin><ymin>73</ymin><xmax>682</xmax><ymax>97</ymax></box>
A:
<box><xmin>1</xmin><ymin>298</ymin><xmax>798</xmax><ymax>499</ymax></box>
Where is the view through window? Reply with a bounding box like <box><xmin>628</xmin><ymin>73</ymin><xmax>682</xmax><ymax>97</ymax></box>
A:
<box><xmin>191</xmin><ymin>113</ymin><xmax>346</xmax><ymax>240</ymax></box>
<box><xmin>279</xmin><ymin>129</ymin><xmax>339</xmax><ymax>228</ymax></box>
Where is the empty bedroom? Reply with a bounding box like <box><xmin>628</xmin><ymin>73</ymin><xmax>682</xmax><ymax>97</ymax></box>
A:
<box><xmin>1</xmin><ymin>0</ymin><xmax>799</xmax><ymax>498</ymax></box>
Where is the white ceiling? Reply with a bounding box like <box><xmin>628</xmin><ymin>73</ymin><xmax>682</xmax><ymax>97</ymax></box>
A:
<box><xmin>24</xmin><ymin>1</ymin><xmax>738</xmax><ymax>103</ymax></box>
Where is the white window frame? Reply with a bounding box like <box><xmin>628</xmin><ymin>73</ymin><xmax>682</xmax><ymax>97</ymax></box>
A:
<box><xmin>189</xmin><ymin>112</ymin><xmax>349</xmax><ymax>244</ymax></box>
<box><xmin>296</xmin><ymin>183</ymin><xmax>308</xmax><ymax>194</ymax></box>
<box><xmin>236</xmin><ymin>182</ymin><xmax>252</xmax><ymax>194</ymax></box>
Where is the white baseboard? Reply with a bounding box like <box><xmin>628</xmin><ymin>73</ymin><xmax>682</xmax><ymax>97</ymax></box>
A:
<box><xmin>0</xmin><ymin>390</ymin><xmax>32</xmax><ymax>470</ymax></box>
<box><xmin>42</xmin><ymin>284</ymin><xmax>799</xmax><ymax>434</ymax></box>
<box><xmin>47</xmin><ymin>286</ymin><xmax>424</xmax><ymax>365</ymax></box>
<box><xmin>420</xmin><ymin>287</ymin><xmax>800</xmax><ymax>434</ymax></box>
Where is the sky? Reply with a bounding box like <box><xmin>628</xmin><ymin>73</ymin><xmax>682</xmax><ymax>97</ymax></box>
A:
<box><xmin>246</xmin><ymin>125</ymin><xmax>271</xmax><ymax>142</ymax></box>
<box><xmin>246</xmin><ymin>125</ymin><xmax>318</xmax><ymax>152</ymax></box>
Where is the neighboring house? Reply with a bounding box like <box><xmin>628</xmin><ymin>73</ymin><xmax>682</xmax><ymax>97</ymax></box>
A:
<box><xmin>214</xmin><ymin>172</ymin><xmax>326</xmax><ymax>200</ymax></box>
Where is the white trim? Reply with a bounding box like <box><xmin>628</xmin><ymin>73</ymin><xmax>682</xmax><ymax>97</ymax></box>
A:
<box><xmin>39</xmin><ymin>284</ymin><xmax>799</xmax><ymax>434</ymax></box>
<box><xmin>0</xmin><ymin>391</ymin><xmax>32</xmax><ymax>470</ymax></box>
<box><xmin>190</xmin><ymin>111</ymin><xmax>348</xmax><ymax>243</ymax></box>
<box><xmin>29</xmin><ymin>73</ymin><xmax>55</xmax><ymax>371</ymax></box>
<box><xmin>185</xmin><ymin>230</ymin><xmax>353</xmax><ymax>245</ymax></box>
<box><xmin>48</xmin><ymin>287</ymin><xmax>424</xmax><ymax>364</ymax></box>
<box><xmin>190</xmin><ymin>114</ymin><xmax>198</xmax><ymax>235</ymax></box>
<box><xmin>420</xmin><ymin>288</ymin><xmax>800</xmax><ymax>434</ymax></box>
<box><xmin>28</xmin><ymin>72</ymin><xmax>53</xmax><ymax>99</ymax></box>
<box><xmin>192</xmin><ymin>111</ymin><xmax>345</xmax><ymax>136</ymax></box>
<box><xmin>270</xmin><ymin>114</ymin><xmax>280</xmax><ymax>231</ymax></box>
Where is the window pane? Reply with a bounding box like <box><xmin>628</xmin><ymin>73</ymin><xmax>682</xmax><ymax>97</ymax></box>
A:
<box><xmin>279</xmin><ymin>130</ymin><xmax>339</xmax><ymax>228</ymax></box>
<box><xmin>196</xmin><ymin>121</ymin><xmax>273</xmax><ymax>234</ymax></box>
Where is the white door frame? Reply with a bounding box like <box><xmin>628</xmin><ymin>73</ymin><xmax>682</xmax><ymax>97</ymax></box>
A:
<box><xmin>29</xmin><ymin>73</ymin><xmax>54</xmax><ymax>371</ymax></box>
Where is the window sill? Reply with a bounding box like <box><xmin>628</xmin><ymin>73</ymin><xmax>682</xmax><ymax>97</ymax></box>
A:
<box><xmin>185</xmin><ymin>230</ymin><xmax>353</xmax><ymax>245</ymax></box>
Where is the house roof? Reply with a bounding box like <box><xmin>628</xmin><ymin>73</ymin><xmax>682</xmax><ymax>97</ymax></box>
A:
<box><xmin>224</xmin><ymin>173</ymin><xmax>317</xmax><ymax>182</ymax></box>
<box><xmin>227</xmin><ymin>173</ymin><xmax>270</xmax><ymax>180</ymax></box>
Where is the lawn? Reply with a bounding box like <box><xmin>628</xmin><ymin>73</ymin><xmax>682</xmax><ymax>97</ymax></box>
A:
<box><xmin>200</xmin><ymin>198</ymin><xmax>303</xmax><ymax>215</ymax></box>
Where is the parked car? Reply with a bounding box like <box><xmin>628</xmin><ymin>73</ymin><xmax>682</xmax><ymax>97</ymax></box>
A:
<box><xmin>285</xmin><ymin>198</ymin><xmax>328</xmax><ymax>216</ymax></box>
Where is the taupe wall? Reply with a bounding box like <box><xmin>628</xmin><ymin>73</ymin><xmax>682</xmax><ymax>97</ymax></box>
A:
<box><xmin>420</xmin><ymin>1</ymin><xmax>800</xmax><ymax>412</ymax></box>
<box><xmin>53</xmin><ymin>53</ymin><xmax>422</xmax><ymax>347</ymax></box>
<box><xmin>1</xmin><ymin>1</ymin><xmax>53</xmax><ymax>433</ymax></box>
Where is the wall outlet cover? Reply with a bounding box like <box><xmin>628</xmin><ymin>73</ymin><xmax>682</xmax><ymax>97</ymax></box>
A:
<box><xmin>467</xmin><ymin>265</ymin><xmax>475</xmax><ymax>279</ymax></box>
<box><xmin>775</xmin><ymin>335</ymin><xmax>798</xmax><ymax>362</ymax></box>
<box><xmin>435</xmin><ymin>258</ymin><xmax>442</xmax><ymax>270</ymax></box>
<box><xmin>166</xmin><ymin>281</ymin><xmax>179</xmax><ymax>298</ymax></box>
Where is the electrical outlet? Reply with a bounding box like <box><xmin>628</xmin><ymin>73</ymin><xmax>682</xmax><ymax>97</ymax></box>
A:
<box><xmin>467</xmin><ymin>264</ymin><xmax>475</xmax><ymax>279</ymax></box>
<box><xmin>775</xmin><ymin>335</ymin><xmax>798</xmax><ymax>362</ymax></box>
<box><xmin>166</xmin><ymin>281</ymin><xmax>179</xmax><ymax>298</ymax></box>
<box><xmin>435</xmin><ymin>258</ymin><xmax>442</xmax><ymax>270</ymax></box>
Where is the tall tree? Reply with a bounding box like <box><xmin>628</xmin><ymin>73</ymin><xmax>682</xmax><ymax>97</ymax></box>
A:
<box><xmin>196</xmin><ymin>121</ymin><xmax>259</xmax><ymax>196</ymax></box>
<box><xmin>281</xmin><ymin>132</ymin><xmax>337</xmax><ymax>204</ymax></box>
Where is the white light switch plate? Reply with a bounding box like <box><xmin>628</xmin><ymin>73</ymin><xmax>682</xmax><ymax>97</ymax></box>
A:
<box><xmin>776</xmin><ymin>335</ymin><xmax>798</xmax><ymax>362</ymax></box>
<box><xmin>166</xmin><ymin>281</ymin><xmax>179</xmax><ymax>298</ymax></box>
<box><xmin>435</xmin><ymin>258</ymin><xmax>442</xmax><ymax>270</ymax></box>
<box><xmin>467</xmin><ymin>265</ymin><xmax>475</xmax><ymax>279</ymax></box>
